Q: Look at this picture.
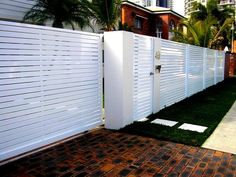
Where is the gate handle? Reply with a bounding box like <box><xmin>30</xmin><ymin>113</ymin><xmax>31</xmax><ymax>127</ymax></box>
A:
<box><xmin>150</xmin><ymin>72</ymin><xmax>154</xmax><ymax>76</ymax></box>
<box><xmin>155</xmin><ymin>65</ymin><xmax>162</xmax><ymax>73</ymax></box>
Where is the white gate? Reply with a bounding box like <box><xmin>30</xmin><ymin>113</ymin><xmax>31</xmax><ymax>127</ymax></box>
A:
<box><xmin>0</xmin><ymin>21</ymin><xmax>103</xmax><ymax>161</ymax></box>
<box><xmin>160</xmin><ymin>39</ymin><xmax>186</xmax><ymax>109</ymax></box>
<box><xmin>133</xmin><ymin>34</ymin><xmax>154</xmax><ymax>120</ymax></box>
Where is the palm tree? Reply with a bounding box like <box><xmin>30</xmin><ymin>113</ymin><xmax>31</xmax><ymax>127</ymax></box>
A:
<box><xmin>172</xmin><ymin>17</ymin><xmax>233</xmax><ymax>49</ymax></box>
<box><xmin>84</xmin><ymin>0</ymin><xmax>122</xmax><ymax>31</ymax></box>
<box><xmin>23</xmin><ymin>0</ymin><xmax>90</xmax><ymax>30</ymax></box>
<box><xmin>191</xmin><ymin>0</ymin><xmax>233</xmax><ymax>25</ymax></box>
<box><xmin>173</xmin><ymin>0</ymin><xmax>234</xmax><ymax>50</ymax></box>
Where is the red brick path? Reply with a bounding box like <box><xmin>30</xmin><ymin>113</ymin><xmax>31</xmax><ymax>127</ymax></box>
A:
<box><xmin>1</xmin><ymin>129</ymin><xmax>236</xmax><ymax>177</ymax></box>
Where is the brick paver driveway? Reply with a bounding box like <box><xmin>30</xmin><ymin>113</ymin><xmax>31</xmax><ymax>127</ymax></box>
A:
<box><xmin>1</xmin><ymin>129</ymin><xmax>236</xmax><ymax>177</ymax></box>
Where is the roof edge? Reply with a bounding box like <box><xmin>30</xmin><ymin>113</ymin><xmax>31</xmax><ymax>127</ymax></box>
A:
<box><xmin>122</xmin><ymin>1</ymin><xmax>186</xmax><ymax>19</ymax></box>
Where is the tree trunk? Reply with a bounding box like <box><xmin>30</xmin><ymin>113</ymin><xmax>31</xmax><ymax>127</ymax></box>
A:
<box><xmin>52</xmin><ymin>20</ymin><xmax>63</xmax><ymax>28</ymax></box>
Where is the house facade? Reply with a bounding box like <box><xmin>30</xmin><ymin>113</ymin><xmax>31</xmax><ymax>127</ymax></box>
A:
<box><xmin>121</xmin><ymin>1</ymin><xmax>184</xmax><ymax>39</ymax></box>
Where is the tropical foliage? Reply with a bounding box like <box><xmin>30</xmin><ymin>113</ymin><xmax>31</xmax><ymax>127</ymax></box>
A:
<box><xmin>172</xmin><ymin>0</ymin><xmax>234</xmax><ymax>50</ymax></box>
<box><xmin>23</xmin><ymin>0</ymin><xmax>90</xmax><ymax>29</ymax></box>
<box><xmin>23</xmin><ymin>0</ymin><xmax>122</xmax><ymax>31</ymax></box>
<box><xmin>83</xmin><ymin>0</ymin><xmax>122</xmax><ymax>31</ymax></box>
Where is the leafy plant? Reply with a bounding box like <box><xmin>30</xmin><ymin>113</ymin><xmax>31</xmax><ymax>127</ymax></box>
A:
<box><xmin>84</xmin><ymin>0</ymin><xmax>122</xmax><ymax>31</ymax></box>
<box><xmin>172</xmin><ymin>0</ymin><xmax>234</xmax><ymax>49</ymax></box>
<box><xmin>23</xmin><ymin>0</ymin><xmax>90</xmax><ymax>30</ymax></box>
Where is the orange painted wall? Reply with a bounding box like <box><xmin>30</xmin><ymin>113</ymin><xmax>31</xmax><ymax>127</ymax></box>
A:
<box><xmin>121</xmin><ymin>4</ymin><xmax>153</xmax><ymax>36</ymax></box>
<box><xmin>225</xmin><ymin>53</ymin><xmax>236</xmax><ymax>77</ymax></box>
<box><xmin>121</xmin><ymin>4</ymin><xmax>182</xmax><ymax>39</ymax></box>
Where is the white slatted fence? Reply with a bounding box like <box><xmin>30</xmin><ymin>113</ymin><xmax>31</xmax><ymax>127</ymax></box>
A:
<box><xmin>133</xmin><ymin>34</ymin><xmax>153</xmax><ymax>120</ymax></box>
<box><xmin>0</xmin><ymin>0</ymin><xmax>35</xmax><ymax>21</ymax></box>
<box><xmin>216</xmin><ymin>51</ymin><xmax>225</xmax><ymax>83</ymax></box>
<box><xmin>187</xmin><ymin>45</ymin><xmax>204</xmax><ymax>96</ymax></box>
<box><xmin>160</xmin><ymin>39</ymin><xmax>186</xmax><ymax>109</ymax></box>
<box><xmin>0</xmin><ymin>21</ymin><xmax>103</xmax><ymax>162</ymax></box>
<box><xmin>205</xmin><ymin>49</ymin><xmax>216</xmax><ymax>88</ymax></box>
<box><xmin>104</xmin><ymin>31</ymin><xmax>226</xmax><ymax>130</ymax></box>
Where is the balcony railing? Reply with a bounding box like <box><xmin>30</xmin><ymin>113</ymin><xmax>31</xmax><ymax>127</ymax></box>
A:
<box><xmin>220</xmin><ymin>0</ymin><xmax>235</xmax><ymax>5</ymax></box>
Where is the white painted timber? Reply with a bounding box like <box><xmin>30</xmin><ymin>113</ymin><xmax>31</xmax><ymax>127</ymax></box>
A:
<box><xmin>216</xmin><ymin>51</ymin><xmax>225</xmax><ymax>83</ymax></box>
<box><xmin>178</xmin><ymin>123</ymin><xmax>208</xmax><ymax>133</ymax></box>
<box><xmin>205</xmin><ymin>49</ymin><xmax>215</xmax><ymax>88</ymax></box>
<box><xmin>0</xmin><ymin>0</ymin><xmax>35</xmax><ymax>21</ymax></box>
<box><xmin>133</xmin><ymin>34</ymin><xmax>154</xmax><ymax>121</ymax></box>
<box><xmin>187</xmin><ymin>45</ymin><xmax>204</xmax><ymax>96</ymax></box>
<box><xmin>0</xmin><ymin>20</ymin><xmax>103</xmax><ymax>162</ymax></box>
<box><xmin>151</xmin><ymin>119</ymin><xmax>178</xmax><ymax>127</ymax></box>
<box><xmin>160</xmin><ymin>39</ymin><xmax>186</xmax><ymax>109</ymax></box>
<box><xmin>103</xmin><ymin>32</ymin><xmax>225</xmax><ymax>132</ymax></box>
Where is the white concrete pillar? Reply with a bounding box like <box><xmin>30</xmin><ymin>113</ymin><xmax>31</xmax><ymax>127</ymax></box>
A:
<box><xmin>104</xmin><ymin>31</ymin><xmax>134</xmax><ymax>130</ymax></box>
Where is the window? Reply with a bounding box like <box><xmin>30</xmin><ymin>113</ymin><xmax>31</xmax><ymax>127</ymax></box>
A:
<box><xmin>144</xmin><ymin>0</ymin><xmax>151</xmax><ymax>7</ymax></box>
<box><xmin>156</xmin><ymin>19</ymin><xmax>163</xmax><ymax>38</ymax></box>
<box><xmin>169</xmin><ymin>20</ymin><xmax>175</xmax><ymax>30</ymax></box>
<box><xmin>169</xmin><ymin>20</ymin><xmax>176</xmax><ymax>40</ymax></box>
<box><xmin>135</xmin><ymin>17</ymin><xmax>142</xmax><ymax>29</ymax></box>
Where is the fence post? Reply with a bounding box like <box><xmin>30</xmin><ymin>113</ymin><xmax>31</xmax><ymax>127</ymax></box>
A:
<box><xmin>203</xmin><ymin>48</ymin><xmax>207</xmax><ymax>89</ymax></box>
<box><xmin>185</xmin><ymin>44</ymin><xmax>189</xmax><ymax>97</ymax></box>
<box><xmin>214</xmin><ymin>50</ymin><xmax>218</xmax><ymax>84</ymax></box>
<box><xmin>152</xmin><ymin>37</ymin><xmax>161</xmax><ymax>114</ymax></box>
<box><xmin>223</xmin><ymin>52</ymin><xmax>226</xmax><ymax>80</ymax></box>
<box><xmin>104</xmin><ymin>31</ymin><xmax>134</xmax><ymax>130</ymax></box>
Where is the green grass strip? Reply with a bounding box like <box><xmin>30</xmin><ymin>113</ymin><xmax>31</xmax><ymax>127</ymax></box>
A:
<box><xmin>120</xmin><ymin>78</ymin><xmax>236</xmax><ymax>146</ymax></box>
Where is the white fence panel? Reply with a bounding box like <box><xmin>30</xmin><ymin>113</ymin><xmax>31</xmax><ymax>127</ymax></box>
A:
<box><xmin>104</xmin><ymin>31</ymin><xmax>226</xmax><ymax>130</ymax></box>
<box><xmin>0</xmin><ymin>0</ymin><xmax>35</xmax><ymax>21</ymax></box>
<box><xmin>205</xmin><ymin>49</ymin><xmax>216</xmax><ymax>88</ymax></box>
<box><xmin>160</xmin><ymin>39</ymin><xmax>186</xmax><ymax>109</ymax></box>
<box><xmin>187</xmin><ymin>45</ymin><xmax>204</xmax><ymax>96</ymax></box>
<box><xmin>216</xmin><ymin>51</ymin><xmax>225</xmax><ymax>83</ymax></box>
<box><xmin>0</xmin><ymin>21</ymin><xmax>102</xmax><ymax>161</ymax></box>
<box><xmin>133</xmin><ymin>34</ymin><xmax>153</xmax><ymax>120</ymax></box>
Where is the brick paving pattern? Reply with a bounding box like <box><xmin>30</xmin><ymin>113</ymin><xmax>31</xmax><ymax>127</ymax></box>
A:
<box><xmin>1</xmin><ymin>129</ymin><xmax>236</xmax><ymax>177</ymax></box>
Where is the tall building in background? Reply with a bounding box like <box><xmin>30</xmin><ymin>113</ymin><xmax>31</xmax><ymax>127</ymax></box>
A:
<box><xmin>157</xmin><ymin>0</ymin><xmax>173</xmax><ymax>8</ymax></box>
<box><xmin>184</xmin><ymin>0</ymin><xmax>208</xmax><ymax>16</ymax></box>
<box><xmin>127</xmin><ymin>0</ymin><xmax>185</xmax><ymax>17</ymax></box>
<box><xmin>185</xmin><ymin>0</ymin><xmax>236</xmax><ymax>17</ymax></box>
<box><xmin>219</xmin><ymin>0</ymin><xmax>236</xmax><ymax>15</ymax></box>
<box><xmin>128</xmin><ymin>0</ymin><xmax>173</xmax><ymax>8</ymax></box>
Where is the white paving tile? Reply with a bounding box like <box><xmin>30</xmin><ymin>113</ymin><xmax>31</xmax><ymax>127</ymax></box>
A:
<box><xmin>137</xmin><ymin>118</ymin><xmax>149</xmax><ymax>122</ymax></box>
<box><xmin>178</xmin><ymin>123</ymin><xmax>207</xmax><ymax>133</ymax></box>
<box><xmin>151</xmin><ymin>118</ymin><xmax>178</xmax><ymax>127</ymax></box>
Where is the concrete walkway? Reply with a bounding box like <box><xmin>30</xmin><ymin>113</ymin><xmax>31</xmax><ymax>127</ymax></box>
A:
<box><xmin>203</xmin><ymin>101</ymin><xmax>236</xmax><ymax>154</ymax></box>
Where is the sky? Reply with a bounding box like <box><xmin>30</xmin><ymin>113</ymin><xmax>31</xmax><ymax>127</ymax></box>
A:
<box><xmin>172</xmin><ymin>0</ymin><xmax>185</xmax><ymax>16</ymax></box>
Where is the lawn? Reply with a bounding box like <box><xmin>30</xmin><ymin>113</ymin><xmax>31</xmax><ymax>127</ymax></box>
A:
<box><xmin>120</xmin><ymin>77</ymin><xmax>236</xmax><ymax>146</ymax></box>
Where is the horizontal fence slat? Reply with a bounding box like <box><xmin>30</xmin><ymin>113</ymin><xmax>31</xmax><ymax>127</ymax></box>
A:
<box><xmin>0</xmin><ymin>20</ymin><xmax>102</xmax><ymax>162</ymax></box>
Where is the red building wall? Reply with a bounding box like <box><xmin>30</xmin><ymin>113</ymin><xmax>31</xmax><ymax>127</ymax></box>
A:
<box><xmin>225</xmin><ymin>53</ymin><xmax>236</xmax><ymax>77</ymax></box>
<box><xmin>121</xmin><ymin>4</ymin><xmax>153</xmax><ymax>36</ymax></box>
<box><xmin>121</xmin><ymin>3</ymin><xmax>182</xmax><ymax>39</ymax></box>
